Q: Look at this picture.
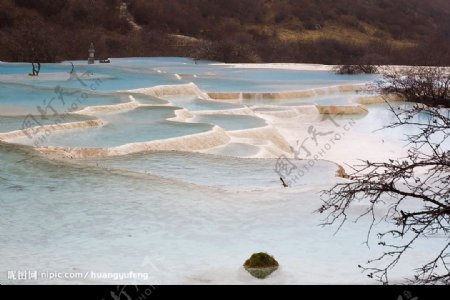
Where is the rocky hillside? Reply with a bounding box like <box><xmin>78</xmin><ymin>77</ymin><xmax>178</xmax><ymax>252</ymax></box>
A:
<box><xmin>0</xmin><ymin>0</ymin><xmax>449</xmax><ymax>64</ymax></box>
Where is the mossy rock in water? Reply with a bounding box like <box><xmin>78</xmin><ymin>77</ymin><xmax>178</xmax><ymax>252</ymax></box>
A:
<box><xmin>243</xmin><ymin>252</ymin><xmax>279</xmax><ymax>279</ymax></box>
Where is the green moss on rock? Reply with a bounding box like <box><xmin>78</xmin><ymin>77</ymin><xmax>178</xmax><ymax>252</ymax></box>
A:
<box><xmin>243</xmin><ymin>252</ymin><xmax>279</xmax><ymax>279</ymax></box>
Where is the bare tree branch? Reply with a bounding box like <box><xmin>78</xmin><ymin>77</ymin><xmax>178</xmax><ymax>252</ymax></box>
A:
<box><xmin>319</xmin><ymin>66</ymin><xmax>450</xmax><ymax>285</ymax></box>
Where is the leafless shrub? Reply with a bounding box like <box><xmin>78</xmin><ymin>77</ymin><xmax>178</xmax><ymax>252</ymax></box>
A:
<box><xmin>319</xmin><ymin>67</ymin><xmax>450</xmax><ymax>284</ymax></box>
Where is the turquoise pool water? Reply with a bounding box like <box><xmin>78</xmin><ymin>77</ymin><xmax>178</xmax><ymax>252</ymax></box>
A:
<box><xmin>193</xmin><ymin>114</ymin><xmax>267</xmax><ymax>131</ymax></box>
<box><xmin>0</xmin><ymin>82</ymin><xmax>125</xmax><ymax>116</ymax></box>
<box><xmin>14</xmin><ymin>106</ymin><xmax>213</xmax><ymax>148</ymax></box>
<box><xmin>0</xmin><ymin>114</ymin><xmax>95</xmax><ymax>133</ymax></box>
<box><xmin>162</xmin><ymin>96</ymin><xmax>243</xmax><ymax>111</ymax></box>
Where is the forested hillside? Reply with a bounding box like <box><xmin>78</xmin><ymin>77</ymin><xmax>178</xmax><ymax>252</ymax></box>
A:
<box><xmin>0</xmin><ymin>0</ymin><xmax>449</xmax><ymax>64</ymax></box>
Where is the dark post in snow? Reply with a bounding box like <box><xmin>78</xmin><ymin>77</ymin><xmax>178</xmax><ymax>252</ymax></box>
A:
<box><xmin>88</xmin><ymin>42</ymin><xmax>95</xmax><ymax>64</ymax></box>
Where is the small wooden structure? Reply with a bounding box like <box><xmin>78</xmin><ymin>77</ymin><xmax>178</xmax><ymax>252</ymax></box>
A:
<box><xmin>88</xmin><ymin>42</ymin><xmax>95</xmax><ymax>64</ymax></box>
